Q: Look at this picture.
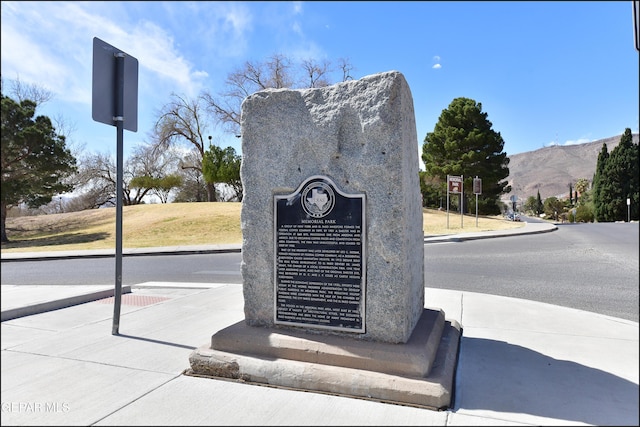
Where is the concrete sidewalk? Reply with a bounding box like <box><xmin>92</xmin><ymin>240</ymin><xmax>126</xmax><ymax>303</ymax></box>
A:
<box><xmin>2</xmin><ymin>221</ymin><xmax>638</xmax><ymax>426</ymax></box>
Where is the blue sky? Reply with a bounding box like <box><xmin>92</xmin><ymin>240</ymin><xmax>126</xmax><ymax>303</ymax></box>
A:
<box><xmin>2</xmin><ymin>1</ymin><xmax>639</xmax><ymax>168</ymax></box>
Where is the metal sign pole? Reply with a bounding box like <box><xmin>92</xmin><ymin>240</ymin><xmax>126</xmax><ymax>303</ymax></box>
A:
<box><xmin>91</xmin><ymin>37</ymin><xmax>138</xmax><ymax>336</ymax></box>
<box><xmin>446</xmin><ymin>175</ymin><xmax>450</xmax><ymax>229</ymax></box>
<box><xmin>112</xmin><ymin>52</ymin><xmax>125</xmax><ymax>336</ymax></box>
<box><xmin>474</xmin><ymin>176</ymin><xmax>480</xmax><ymax>227</ymax></box>
<box><xmin>460</xmin><ymin>175</ymin><xmax>464</xmax><ymax>228</ymax></box>
<box><xmin>476</xmin><ymin>193</ymin><xmax>479</xmax><ymax>227</ymax></box>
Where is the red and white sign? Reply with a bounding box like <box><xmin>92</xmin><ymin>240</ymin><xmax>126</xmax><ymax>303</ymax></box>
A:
<box><xmin>448</xmin><ymin>175</ymin><xmax>462</xmax><ymax>193</ymax></box>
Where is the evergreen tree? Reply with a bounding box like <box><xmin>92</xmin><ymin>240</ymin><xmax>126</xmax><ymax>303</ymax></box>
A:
<box><xmin>422</xmin><ymin>97</ymin><xmax>510</xmax><ymax>214</ymax></box>
<box><xmin>1</xmin><ymin>94</ymin><xmax>77</xmax><ymax>242</ymax></box>
<box><xmin>543</xmin><ymin>196</ymin><xmax>565</xmax><ymax>221</ymax></box>
<box><xmin>569</xmin><ymin>183</ymin><xmax>573</xmax><ymax>205</ymax></box>
<box><xmin>596</xmin><ymin>129</ymin><xmax>639</xmax><ymax>221</ymax></box>
<box><xmin>419</xmin><ymin>171</ymin><xmax>445</xmax><ymax>208</ymax></box>
<box><xmin>536</xmin><ymin>189</ymin><xmax>543</xmax><ymax>215</ymax></box>
<box><xmin>592</xmin><ymin>143</ymin><xmax>609</xmax><ymax>221</ymax></box>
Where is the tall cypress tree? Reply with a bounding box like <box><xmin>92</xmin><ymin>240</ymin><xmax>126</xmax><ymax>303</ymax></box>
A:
<box><xmin>569</xmin><ymin>183</ymin><xmax>573</xmax><ymax>205</ymax></box>
<box><xmin>593</xmin><ymin>143</ymin><xmax>609</xmax><ymax>221</ymax></box>
<box><xmin>536</xmin><ymin>189</ymin><xmax>543</xmax><ymax>215</ymax></box>
<box><xmin>594</xmin><ymin>129</ymin><xmax>639</xmax><ymax>221</ymax></box>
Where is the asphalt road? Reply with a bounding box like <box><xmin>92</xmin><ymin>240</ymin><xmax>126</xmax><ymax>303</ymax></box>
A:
<box><xmin>424</xmin><ymin>222</ymin><xmax>638</xmax><ymax>322</ymax></box>
<box><xmin>2</xmin><ymin>222</ymin><xmax>637</xmax><ymax>322</ymax></box>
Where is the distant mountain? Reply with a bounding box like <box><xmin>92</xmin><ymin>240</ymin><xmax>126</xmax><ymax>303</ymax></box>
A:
<box><xmin>503</xmin><ymin>133</ymin><xmax>639</xmax><ymax>204</ymax></box>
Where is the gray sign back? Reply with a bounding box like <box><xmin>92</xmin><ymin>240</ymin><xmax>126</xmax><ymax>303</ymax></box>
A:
<box><xmin>92</xmin><ymin>37</ymin><xmax>138</xmax><ymax>132</ymax></box>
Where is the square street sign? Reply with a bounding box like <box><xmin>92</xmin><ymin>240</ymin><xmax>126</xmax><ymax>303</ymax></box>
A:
<box><xmin>448</xmin><ymin>175</ymin><xmax>462</xmax><ymax>193</ymax></box>
<box><xmin>92</xmin><ymin>37</ymin><xmax>138</xmax><ymax>132</ymax></box>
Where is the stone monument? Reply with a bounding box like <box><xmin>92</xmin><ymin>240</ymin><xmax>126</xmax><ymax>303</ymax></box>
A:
<box><xmin>189</xmin><ymin>70</ymin><xmax>461</xmax><ymax>409</ymax></box>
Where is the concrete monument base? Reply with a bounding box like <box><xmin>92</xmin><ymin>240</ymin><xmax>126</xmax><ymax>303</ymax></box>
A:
<box><xmin>187</xmin><ymin>309</ymin><xmax>461</xmax><ymax>410</ymax></box>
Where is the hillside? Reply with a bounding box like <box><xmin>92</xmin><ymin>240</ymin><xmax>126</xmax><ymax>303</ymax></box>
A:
<box><xmin>503</xmin><ymin>133</ymin><xmax>639</xmax><ymax>204</ymax></box>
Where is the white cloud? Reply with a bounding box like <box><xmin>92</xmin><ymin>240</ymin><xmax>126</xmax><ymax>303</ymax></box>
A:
<box><xmin>1</xmin><ymin>2</ymin><xmax>251</xmax><ymax>107</ymax></box>
<box><xmin>545</xmin><ymin>137</ymin><xmax>592</xmax><ymax>147</ymax></box>
<box><xmin>292</xmin><ymin>21</ymin><xmax>303</xmax><ymax>36</ymax></box>
<box><xmin>432</xmin><ymin>55</ymin><xmax>441</xmax><ymax>69</ymax></box>
<box><xmin>563</xmin><ymin>138</ymin><xmax>592</xmax><ymax>146</ymax></box>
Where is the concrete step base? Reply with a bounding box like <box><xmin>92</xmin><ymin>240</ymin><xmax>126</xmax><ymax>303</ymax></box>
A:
<box><xmin>188</xmin><ymin>309</ymin><xmax>461</xmax><ymax>410</ymax></box>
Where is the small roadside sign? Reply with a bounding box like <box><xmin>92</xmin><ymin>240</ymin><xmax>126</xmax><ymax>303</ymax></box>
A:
<box><xmin>448</xmin><ymin>175</ymin><xmax>462</xmax><ymax>193</ymax></box>
<box><xmin>91</xmin><ymin>37</ymin><xmax>139</xmax><ymax>336</ymax></box>
<box><xmin>473</xmin><ymin>177</ymin><xmax>482</xmax><ymax>194</ymax></box>
<box><xmin>92</xmin><ymin>37</ymin><xmax>138</xmax><ymax>132</ymax></box>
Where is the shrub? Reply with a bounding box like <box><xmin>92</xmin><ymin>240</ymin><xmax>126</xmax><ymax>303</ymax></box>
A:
<box><xmin>575</xmin><ymin>204</ymin><xmax>595</xmax><ymax>223</ymax></box>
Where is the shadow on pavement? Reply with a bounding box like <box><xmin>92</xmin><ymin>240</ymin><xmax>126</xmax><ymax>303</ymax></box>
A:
<box><xmin>457</xmin><ymin>336</ymin><xmax>639</xmax><ymax>426</ymax></box>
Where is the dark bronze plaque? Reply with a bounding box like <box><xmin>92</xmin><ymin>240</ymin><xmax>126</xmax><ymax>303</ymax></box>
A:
<box><xmin>274</xmin><ymin>175</ymin><xmax>366</xmax><ymax>332</ymax></box>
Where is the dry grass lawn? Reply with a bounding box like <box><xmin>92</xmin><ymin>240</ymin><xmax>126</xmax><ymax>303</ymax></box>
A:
<box><xmin>2</xmin><ymin>202</ymin><xmax>523</xmax><ymax>253</ymax></box>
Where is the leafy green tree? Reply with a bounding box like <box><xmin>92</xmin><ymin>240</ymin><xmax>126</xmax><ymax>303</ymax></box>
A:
<box><xmin>523</xmin><ymin>195</ymin><xmax>537</xmax><ymax>215</ymax></box>
<box><xmin>593</xmin><ymin>128</ymin><xmax>639</xmax><ymax>221</ymax></box>
<box><xmin>543</xmin><ymin>196</ymin><xmax>565</xmax><ymax>221</ymax></box>
<box><xmin>129</xmin><ymin>174</ymin><xmax>183</xmax><ymax>203</ymax></box>
<box><xmin>1</xmin><ymin>94</ymin><xmax>77</xmax><ymax>242</ymax></box>
<box><xmin>202</xmin><ymin>144</ymin><xmax>243</xmax><ymax>201</ymax></box>
<box><xmin>422</xmin><ymin>97</ymin><xmax>510</xmax><ymax>215</ymax></box>
<box><xmin>524</xmin><ymin>189</ymin><xmax>545</xmax><ymax>215</ymax></box>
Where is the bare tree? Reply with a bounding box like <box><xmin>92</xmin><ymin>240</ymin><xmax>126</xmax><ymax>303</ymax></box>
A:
<box><xmin>266</xmin><ymin>53</ymin><xmax>294</xmax><ymax>89</ymax></box>
<box><xmin>173</xmin><ymin>148</ymin><xmax>209</xmax><ymax>202</ymax></box>
<box><xmin>74</xmin><ymin>143</ymin><xmax>181</xmax><ymax>207</ymax></box>
<box><xmin>127</xmin><ymin>143</ymin><xmax>183</xmax><ymax>203</ymax></box>
<box><xmin>5</xmin><ymin>76</ymin><xmax>54</xmax><ymax>105</ymax></box>
<box><xmin>337</xmin><ymin>57</ymin><xmax>355</xmax><ymax>81</ymax></box>
<box><xmin>202</xmin><ymin>54</ymin><xmax>355</xmax><ymax>138</ymax></box>
<box><xmin>151</xmin><ymin>93</ymin><xmax>218</xmax><ymax>201</ymax></box>
<box><xmin>150</xmin><ymin>54</ymin><xmax>356</xmax><ymax>202</ymax></box>
<box><xmin>300</xmin><ymin>58</ymin><xmax>332</xmax><ymax>88</ymax></box>
<box><xmin>73</xmin><ymin>151</ymin><xmax>117</xmax><ymax>209</ymax></box>
<box><xmin>3</xmin><ymin>77</ymin><xmax>80</xmax><ymax>149</ymax></box>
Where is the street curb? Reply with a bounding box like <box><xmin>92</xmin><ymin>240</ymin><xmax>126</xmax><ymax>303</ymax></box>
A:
<box><xmin>423</xmin><ymin>223</ymin><xmax>557</xmax><ymax>243</ymax></box>
<box><xmin>1</xmin><ymin>223</ymin><xmax>559</xmax><ymax>261</ymax></box>
<box><xmin>0</xmin><ymin>247</ymin><xmax>242</xmax><ymax>262</ymax></box>
<box><xmin>1</xmin><ymin>285</ymin><xmax>132</xmax><ymax>321</ymax></box>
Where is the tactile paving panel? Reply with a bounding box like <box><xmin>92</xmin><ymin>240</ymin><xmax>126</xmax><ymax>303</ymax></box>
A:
<box><xmin>95</xmin><ymin>294</ymin><xmax>171</xmax><ymax>306</ymax></box>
